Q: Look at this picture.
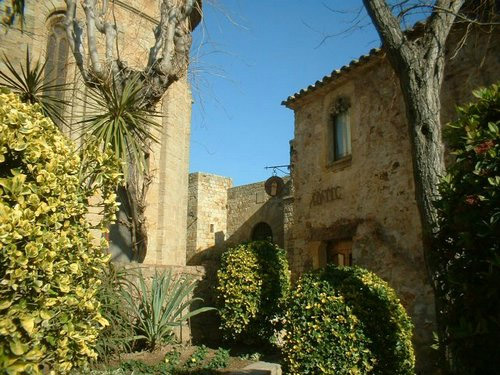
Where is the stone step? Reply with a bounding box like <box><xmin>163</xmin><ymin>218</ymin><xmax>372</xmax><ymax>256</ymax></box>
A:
<box><xmin>223</xmin><ymin>361</ymin><xmax>282</xmax><ymax>375</ymax></box>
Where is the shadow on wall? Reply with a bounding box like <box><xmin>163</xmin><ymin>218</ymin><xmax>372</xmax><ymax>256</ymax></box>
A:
<box><xmin>189</xmin><ymin>256</ymin><xmax>222</xmax><ymax>346</ymax></box>
<box><xmin>109</xmin><ymin>187</ymin><xmax>134</xmax><ymax>262</ymax></box>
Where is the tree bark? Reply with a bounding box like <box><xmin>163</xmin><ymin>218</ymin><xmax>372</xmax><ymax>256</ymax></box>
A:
<box><xmin>362</xmin><ymin>0</ymin><xmax>464</xmax><ymax>239</ymax></box>
<box><xmin>362</xmin><ymin>0</ymin><xmax>466</xmax><ymax>371</ymax></box>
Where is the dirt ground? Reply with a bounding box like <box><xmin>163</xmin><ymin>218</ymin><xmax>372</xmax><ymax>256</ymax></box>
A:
<box><xmin>106</xmin><ymin>344</ymin><xmax>255</xmax><ymax>372</ymax></box>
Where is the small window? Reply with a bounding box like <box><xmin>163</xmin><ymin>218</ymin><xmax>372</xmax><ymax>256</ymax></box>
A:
<box><xmin>329</xmin><ymin>97</ymin><xmax>352</xmax><ymax>165</ymax></box>
<box><xmin>326</xmin><ymin>239</ymin><xmax>352</xmax><ymax>266</ymax></box>
<box><xmin>333</xmin><ymin>111</ymin><xmax>351</xmax><ymax>160</ymax></box>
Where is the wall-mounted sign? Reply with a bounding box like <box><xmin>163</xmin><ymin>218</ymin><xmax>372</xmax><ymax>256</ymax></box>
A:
<box><xmin>310</xmin><ymin>186</ymin><xmax>342</xmax><ymax>206</ymax></box>
<box><xmin>265</xmin><ymin>176</ymin><xmax>284</xmax><ymax>197</ymax></box>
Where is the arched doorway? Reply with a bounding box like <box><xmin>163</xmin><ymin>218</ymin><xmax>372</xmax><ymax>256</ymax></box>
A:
<box><xmin>251</xmin><ymin>222</ymin><xmax>273</xmax><ymax>242</ymax></box>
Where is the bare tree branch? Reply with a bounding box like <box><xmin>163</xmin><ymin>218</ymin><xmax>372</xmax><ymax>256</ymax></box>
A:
<box><xmin>426</xmin><ymin>0</ymin><xmax>466</xmax><ymax>47</ymax></box>
<box><xmin>159</xmin><ymin>7</ymin><xmax>177</xmax><ymax>74</ymax></box>
<box><xmin>82</xmin><ymin>0</ymin><xmax>104</xmax><ymax>77</ymax></box>
<box><xmin>362</xmin><ymin>0</ymin><xmax>414</xmax><ymax>64</ymax></box>
<box><xmin>64</xmin><ymin>0</ymin><xmax>91</xmax><ymax>83</ymax></box>
<box><xmin>147</xmin><ymin>0</ymin><xmax>169</xmax><ymax>68</ymax></box>
<box><xmin>92</xmin><ymin>0</ymin><xmax>117</xmax><ymax>73</ymax></box>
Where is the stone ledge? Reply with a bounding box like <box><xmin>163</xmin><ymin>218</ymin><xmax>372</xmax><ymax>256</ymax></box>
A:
<box><xmin>222</xmin><ymin>361</ymin><xmax>281</xmax><ymax>375</ymax></box>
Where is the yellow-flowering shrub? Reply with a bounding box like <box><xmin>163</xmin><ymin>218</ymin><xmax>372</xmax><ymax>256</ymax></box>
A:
<box><xmin>216</xmin><ymin>241</ymin><xmax>290</xmax><ymax>345</ymax></box>
<box><xmin>282</xmin><ymin>274</ymin><xmax>375</xmax><ymax>375</ymax></box>
<box><xmin>282</xmin><ymin>266</ymin><xmax>415</xmax><ymax>375</ymax></box>
<box><xmin>0</xmin><ymin>91</ymin><xmax>121</xmax><ymax>374</ymax></box>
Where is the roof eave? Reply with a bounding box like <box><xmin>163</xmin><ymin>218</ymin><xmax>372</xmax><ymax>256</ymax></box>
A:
<box><xmin>282</xmin><ymin>47</ymin><xmax>383</xmax><ymax>109</ymax></box>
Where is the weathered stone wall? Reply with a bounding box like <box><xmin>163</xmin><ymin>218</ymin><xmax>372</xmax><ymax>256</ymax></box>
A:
<box><xmin>286</xmin><ymin>26</ymin><xmax>499</xmax><ymax>374</ymax></box>
<box><xmin>144</xmin><ymin>76</ymin><xmax>193</xmax><ymax>266</ymax></box>
<box><xmin>0</xmin><ymin>0</ymin><xmax>194</xmax><ymax>266</ymax></box>
<box><xmin>186</xmin><ymin>172</ymin><xmax>232</xmax><ymax>263</ymax></box>
<box><xmin>226</xmin><ymin>179</ymin><xmax>290</xmax><ymax>248</ymax></box>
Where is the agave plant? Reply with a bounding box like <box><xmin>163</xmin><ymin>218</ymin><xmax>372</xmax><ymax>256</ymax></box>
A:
<box><xmin>0</xmin><ymin>48</ymin><xmax>70</xmax><ymax>125</ymax></box>
<box><xmin>79</xmin><ymin>74</ymin><xmax>161</xmax><ymax>179</ymax></box>
<box><xmin>122</xmin><ymin>269</ymin><xmax>215</xmax><ymax>351</ymax></box>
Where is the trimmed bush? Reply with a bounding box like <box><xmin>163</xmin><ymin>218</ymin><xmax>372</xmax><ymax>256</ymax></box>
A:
<box><xmin>216</xmin><ymin>241</ymin><xmax>290</xmax><ymax>345</ymax></box>
<box><xmin>282</xmin><ymin>265</ymin><xmax>415</xmax><ymax>375</ymax></box>
<box><xmin>322</xmin><ymin>266</ymin><xmax>415</xmax><ymax>375</ymax></box>
<box><xmin>435</xmin><ymin>83</ymin><xmax>500</xmax><ymax>374</ymax></box>
<box><xmin>0</xmin><ymin>91</ymin><xmax>121</xmax><ymax>374</ymax></box>
<box><xmin>282</xmin><ymin>273</ymin><xmax>375</xmax><ymax>375</ymax></box>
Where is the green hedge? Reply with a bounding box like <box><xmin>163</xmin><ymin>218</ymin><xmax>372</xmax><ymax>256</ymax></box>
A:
<box><xmin>282</xmin><ymin>266</ymin><xmax>415</xmax><ymax>375</ymax></box>
<box><xmin>436</xmin><ymin>83</ymin><xmax>500</xmax><ymax>374</ymax></box>
<box><xmin>0</xmin><ymin>91</ymin><xmax>121</xmax><ymax>374</ymax></box>
<box><xmin>216</xmin><ymin>241</ymin><xmax>290</xmax><ymax>345</ymax></box>
<box><xmin>282</xmin><ymin>273</ymin><xmax>375</xmax><ymax>375</ymax></box>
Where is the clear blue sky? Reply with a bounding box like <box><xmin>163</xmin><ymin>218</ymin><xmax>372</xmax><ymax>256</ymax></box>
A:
<box><xmin>189</xmin><ymin>0</ymin><xmax>380</xmax><ymax>186</ymax></box>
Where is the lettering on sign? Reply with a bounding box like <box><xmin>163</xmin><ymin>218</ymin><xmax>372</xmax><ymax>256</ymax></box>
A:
<box><xmin>310</xmin><ymin>186</ymin><xmax>342</xmax><ymax>206</ymax></box>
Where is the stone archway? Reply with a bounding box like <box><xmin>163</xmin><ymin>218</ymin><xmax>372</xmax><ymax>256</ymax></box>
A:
<box><xmin>251</xmin><ymin>222</ymin><xmax>273</xmax><ymax>242</ymax></box>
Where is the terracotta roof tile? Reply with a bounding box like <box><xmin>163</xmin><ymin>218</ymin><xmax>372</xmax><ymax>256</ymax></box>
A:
<box><xmin>282</xmin><ymin>48</ymin><xmax>383</xmax><ymax>107</ymax></box>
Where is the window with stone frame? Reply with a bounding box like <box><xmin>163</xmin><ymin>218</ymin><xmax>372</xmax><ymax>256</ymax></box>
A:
<box><xmin>44</xmin><ymin>13</ymin><xmax>69</xmax><ymax>128</ymax></box>
<box><xmin>330</xmin><ymin>97</ymin><xmax>351</xmax><ymax>162</ymax></box>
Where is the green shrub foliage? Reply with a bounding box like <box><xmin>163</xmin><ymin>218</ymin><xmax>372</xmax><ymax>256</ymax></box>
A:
<box><xmin>282</xmin><ymin>273</ymin><xmax>375</xmax><ymax>375</ymax></box>
<box><xmin>435</xmin><ymin>83</ymin><xmax>500</xmax><ymax>374</ymax></box>
<box><xmin>0</xmin><ymin>92</ymin><xmax>121</xmax><ymax>374</ymax></box>
<box><xmin>282</xmin><ymin>266</ymin><xmax>415</xmax><ymax>375</ymax></box>
<box><xmin>322</xmin><ymin>266</ymin><xmax>415</xmax><ymax>375</ymax></box>
<box><xmin>216</xmin><ymin>241</ymin><xmax>290</xmax><ymax>344</ymax></box>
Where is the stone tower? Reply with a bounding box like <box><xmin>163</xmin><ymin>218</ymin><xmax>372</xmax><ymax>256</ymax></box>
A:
<box><xmin>0</xmin><ymin>0</ymin><xmax>196</xmax><ymax>266</ymax></box>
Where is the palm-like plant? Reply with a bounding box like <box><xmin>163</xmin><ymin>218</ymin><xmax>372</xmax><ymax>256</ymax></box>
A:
<box><xmin>80</xmin><ymin>74</ymin><xmax>161</xmax><ymax>261</ymax></box>
<box><xmin>0</xmin><ymin>49</ymin><xmax>70</xmax><ymax>125</ymax></box>
<box><xmin>80</xmin><ymin>74</ymin><xmax>160</xmax><ymax>179</ymax></box>
<box><xmin>122</xmin><ymin>269</ymin><xmax>215</xmax><ymax>351</ymax></box>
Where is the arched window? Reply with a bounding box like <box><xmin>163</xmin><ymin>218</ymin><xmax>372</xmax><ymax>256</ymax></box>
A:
<box><xmin>251</xmin><ymin>222</ymin><xmax>273</xmax><ymax>242</ymax></box>
<box><xmin>45</xmin><ymin>14</ymin><xmax>69</xmax><ymax>127</ymax></box>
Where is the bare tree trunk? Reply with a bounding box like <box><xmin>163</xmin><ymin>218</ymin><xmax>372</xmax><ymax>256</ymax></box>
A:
<box><xmin>363</xmin><ymin>0</ymin><xmax>466</xmax><ymax>371</ymax></box>
<box><xmin>125</xmin><ymin>179</ymin><xmax>148</xmax><ymax>262</ymax></box>
<box><xmin>396</xmin><ymin>59</ymin><xmax>445</xmax><ymax>250</ymax></box>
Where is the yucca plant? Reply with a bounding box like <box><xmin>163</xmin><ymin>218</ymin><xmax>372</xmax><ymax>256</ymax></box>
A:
<box><xmin>0</xmin><ymin>48</ymin><xmax>70</xmax><ymax>125</ymax></box>
<box><xmin>122</xmin><ymin>270</ymin><xmax>215</xmax><ymax>351</ymax></box>
<box><xmin>79</xmin><ymin>74</ymin><xmax>161</xmax><ymax>262</ymax></box>
<box><xmin>80</xmin><ymin>74</ymin><xmax>160</xmax><ymax>179</ymax></box>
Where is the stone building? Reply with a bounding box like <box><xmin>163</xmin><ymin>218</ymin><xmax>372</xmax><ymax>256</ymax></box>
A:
<box><xmin>186</xmin><ymin>172</ymin><xmax>291</xmax><ymax>264</ymax></box>
<box><xmin>3</xmin><ymin>2</ymin><xmax>499</xmax><ymax>362</ymax></box>
<box><xmin>282</xmin><ymin>26</ymin><xmax>499</xmax><ymax>373</ymax></box>
<box><xmin>0</xmin><ymin>0</ymin><xmax>198</xmax><ymax>266</ymax></box>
